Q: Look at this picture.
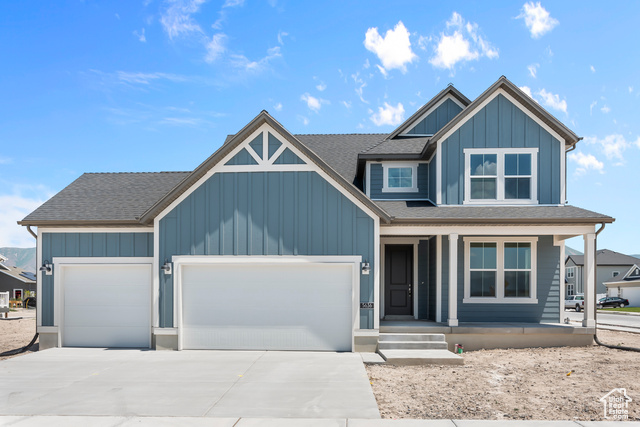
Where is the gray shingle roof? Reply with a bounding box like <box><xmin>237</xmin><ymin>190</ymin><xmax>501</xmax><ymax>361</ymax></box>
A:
<box><xmin>295</xmin><ymin>134</ymin><xmax>385</xmax><ymax>184</ymax></box>
<box><xmin>360</xmin><ymin>136</ymin><xmax>430</xmax><ymax>157</ymax></box>
<box><xmin>20</xmin><ymin>172</ymin><xmax>189</xmax><ymax>225</ymax></box>
<box><xmin>0</xmin><ymin>263</ymin><xmax>36</xmax><ymax>284</ymax></box>
<box><xmin>375</xmin><ymin>201</ymin><xmax>614</xmax><ymax>224</ymax></box>
<box><xmin>568</xmin><ymin>249</ymin><xmax>640</xmax><ymax>267</ymax></box>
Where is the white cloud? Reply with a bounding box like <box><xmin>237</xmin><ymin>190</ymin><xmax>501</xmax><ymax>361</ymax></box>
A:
<box><xmin>301</xmin><ymin>93</ymin><xmax>329</xmax><ymax>112</ymax></box>
<box><xmin>417</xmin><ymin>35</ymin><xmax>431</xmax><ymax>51</ymax></box>
<box><xmin>133</xmin><ymin>28</ymin><xmax>146</xmax><ymax>42</ymax></box>
<box><xmin>115</xmin><ymin>71</ymin><xmax>189</xmax><ymax>85</ymax></box>
<box><xmin>273</xmin><ymin>102</ymin><xmax>282</xmax><ymax>112</ymax></box>
<box><xmin>568</xmin><ymin>152</ymin><xmax>604</xmax><ymax>175</ymax></box>
<box><xmin>517</xmin><ymin>2</ymin><xmax>559</xmax><ymax>39</ymax></box>
<box><xmin>589</xmin><ymin>101</ymin><xmax>597</xmax><ymax>115</ymax></box>
<box><xmin>229</xmin><ymin>46</ymin><xmax>282</xmax><ymax>72</ymax></box>
<box><xmin>363</xmin><ymin>59</ymin><xmax>370</xmax><ymax>69</ymax></box>
<box><xmin>0</xmin><ymin>189</ymin><xmax>49</xmax><ymax>247</ymax></box>
<box><xmin>351</xmin><ymin>72</ymin><xmax>368</xmax><ymax>104</ymax></box>
<box><xmin>429</xmin><ymin>12</ymin><xmax>498</xmax><ymax>70</ymax></box>
<box><xmin>519</xmin><ymin>86</ymin><xmax>533</xmax><ymax>99</ymax></box>
<box><xmin>629</xmin><ymin>86</ymin><xmax>634</xmax><ymax>93</ymax></box>
<box><xmin>364</xmin><ymin>21</ymin><xmax>417</xmax><ymax>74</ymax></box>
<box><xmin>370</xmin><ymin>102</ymin><xmax>405</xmax><ymax>126</ymax></box>
<box><xmin>590</xmin><ymin>65</ymin><xmax>596</xmax><ymax>73</ymax></box>
<box><xmin>527</xmin><ymin>63</ymin><xmax>539</xmax><ymax>78</ymax></box>
<box><xmin>277</xmin><ymin>30</ymin><xmax>288</xmax><ymax>45</ymax></box>
<box><xmin>223</xmin><ymin>0</ymin><xmax>244</xmax><ymax>7</ymax></box>
<box><xmin>297</xmin><ymin>115</ymin><xmax>309</xmax><ymax>126</ymax></box>
<box><xmin>160</xmin><ymin>0</ymin><xmax>205</xmax><ymax>40</ymax></box>
<box><xmin>204</xmin><ymin>33</ymin><xmax>227</xmax><ymax>63</ymax></box>
<box><xmin>0</xmin><ymin>157</ymin><xmax>12</xmax><ymax>165</ymax></box>
<box><xmin>316</xmin><ymin>82</ymin><xmax>327</xmax><ymax>91</ymax></box>
<box><xmin>584</xmin><ymin>134</ymin><xmax>640</xmax><ymax>162</ymax></box>
<box><xmin>536</xmin><ymin>88</ymin><xmax>567</xmax><ymax>114</ymax></box>
<box><xmin>341</xmin><ymin>101</ymin><xmax>352</xmax><ymax>109</ymax></box>
<box><xmin>600</xmin><ymin>105</ymin><xmax>610</xmax><ymax>114</ymax></box>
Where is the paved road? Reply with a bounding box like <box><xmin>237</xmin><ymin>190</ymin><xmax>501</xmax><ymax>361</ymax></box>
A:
<box><xmin>564</xmin><ymin>309</ymin><xmax>640</xmax><ymax>330</ymax></box>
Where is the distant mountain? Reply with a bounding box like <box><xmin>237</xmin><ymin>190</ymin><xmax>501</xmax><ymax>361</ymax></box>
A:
<box><xmin>631</xmin><ymin>254</ymin><xmax>640</xmax><ymax>260</ymax></box>
<box><xmin>565</xmin><ymin>246</ymin><xmax>583</xmax><ymax>256</ymax></box>
<box><xmin>0</xmin><ymin>247</ymin><xmax>36</xmax><ymax>273</ymax></box>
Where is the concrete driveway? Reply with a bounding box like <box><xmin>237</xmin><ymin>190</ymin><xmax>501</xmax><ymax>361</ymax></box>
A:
<box><xmin>0</xmin><ymin>348</ymin><xmax>380</xmax><ymax>419</ymax></box>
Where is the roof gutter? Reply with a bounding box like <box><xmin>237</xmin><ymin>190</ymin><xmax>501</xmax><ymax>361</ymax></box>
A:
<box><xmin>387</xmin><ymin>217</ymin><xmax>615</xmax><ymax>225</ymax></box>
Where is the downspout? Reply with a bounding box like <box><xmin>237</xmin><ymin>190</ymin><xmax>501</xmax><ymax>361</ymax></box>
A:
<box><xmin>592</xmin><ymin>222</ymin><xmax>640</xmax><ymax>352</ymax></box>
<box><xmin>0</xmin><ymin>225</ymin><xmax>39</xmax><ymax>357</ymax></box>
<box><xmin>564</xmin><ymin>140</ymin><xmax>579</xmax><ymax>204</ymax></box>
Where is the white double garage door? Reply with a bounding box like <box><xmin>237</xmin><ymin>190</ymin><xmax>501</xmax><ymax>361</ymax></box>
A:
<box><xmin>59</xmin><ymin>257</ymin><xmax>358</xmax><ymax>351</ymax></box>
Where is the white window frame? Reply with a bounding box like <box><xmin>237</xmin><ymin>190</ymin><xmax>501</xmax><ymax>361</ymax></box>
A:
<box><xmin>13</xmin><ymin>289</ymin><xmax>23</xmax><ymax>300</ymax></box>
<box><xmin>464</xmin><ymin>148</ymin><xmax>538</xmax><ymax>204</ymax></box>
<box><xmin>566</xmin><ymin>283</ymin><xmax>575</xmax><ymax>297</ymax></box>
<box><xmin>463</xmin><ymin>236</ymin><xmax>538</xmax><ymax>304</ymax></box>
<box><xmin>382</xmin><ymin>163</ymin><xmax>419</xmax><ymax>193</ymax></box>
<box><xmin>566</xmin><ymin>266</ymin><xmax>575</xmax><ymax>279</ymax></box>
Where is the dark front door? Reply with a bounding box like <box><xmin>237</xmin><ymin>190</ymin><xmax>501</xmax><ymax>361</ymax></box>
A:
<box><xmin>384</xmin><ymin>245</ymin><xmax>413</xmax><ymax>316</ymax></box>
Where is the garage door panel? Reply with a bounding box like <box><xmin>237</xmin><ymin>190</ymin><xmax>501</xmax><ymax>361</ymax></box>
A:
<box><xmin>64</xmin><ymin>326</ymin><xmax>150</xmax><ymax>348</ymax></box>
<box><xmin>62</xmin><ymin>264</ymin><xmax>151</xmax><ymax>348</ymax></box>
<box><xmin>181</xmin><ymin>262</ymin><xmax>353</xmax><ymax>351</ymax></box>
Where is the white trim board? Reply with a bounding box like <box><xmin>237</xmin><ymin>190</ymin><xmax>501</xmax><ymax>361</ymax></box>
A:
<box><xmin>171</xmin><ymin>255</ymin><xmax>361</xmax><ymax>351</ymax></box>
<box><xmin>38</xmin><ymin>228</ymin><xmax>153</xmax><ymax>233</ymax></box>
<box><xmin>381</xmin><ymin>225</ymin><xmax>596</xmax><ymax>237</ymax></box>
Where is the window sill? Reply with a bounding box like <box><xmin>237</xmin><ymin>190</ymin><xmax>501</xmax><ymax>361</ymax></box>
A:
<box><xmin>382</xmin><ymin>187</ymin><xmax>419</xmax><ymax>193</ymax></box>
<box><xmin>463</xmin><ymin>298</ymin><xmax>539</xmax><ymax>304</ymax></box>
<box><xmin>463</xmin><ymin>200</ymin><xmax>538</xmax><ymax>205</ymax></box>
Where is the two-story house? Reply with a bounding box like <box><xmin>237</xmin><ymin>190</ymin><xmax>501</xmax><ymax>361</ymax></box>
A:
<box><xmin>20</xmin><ymin>76</ymin><xmax>613</xmax><ymax>355</ymax></box>
<box><xmin>566</xmin><ymin>249</ymin><xmax>640</xmax><ymax>296</ymax></box>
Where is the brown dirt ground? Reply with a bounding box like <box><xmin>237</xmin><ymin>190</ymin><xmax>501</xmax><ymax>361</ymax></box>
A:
<box><xmin>367</xmin><ymin>329</ymin><xmax>640</xmax><ymax>421</ymax></box>
<box><xmin>0</xmin><ymin>309</ymin><xmax>39</xmax><ymax>361</ymax></box>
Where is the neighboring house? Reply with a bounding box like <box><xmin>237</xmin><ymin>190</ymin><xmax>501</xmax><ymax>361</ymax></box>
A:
<box><xmin>0</xmin><ymin>254</ymin><xmax>36</xmax><ymax>300</ymax></box>
<box><xmin>565</xmin><ymin>249</ymin><xmax>640</xmax><ymax>296</ymax></box>
<box><xmin>603</xmin><ymin>264</ymin><xmax>640</xmax><ymax>306</ymax></box>
<box><xmin>20</xmin><ymin>76</ymin><xmax>613</xmax><ymax>352</ymax></box>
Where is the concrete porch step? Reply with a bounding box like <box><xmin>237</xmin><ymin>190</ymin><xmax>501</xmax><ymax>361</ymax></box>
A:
<box><xmin>378</xmin><ymin>340</ymin><xmax>448</xmax><ymax>350</ymax></box>
<box><xmin>379</xmin><ymin>333</ymin><xmax>445</xmax><ymax>342</ymax></box>
<box><xmin>378</xmin><ymin>349</ymin><xmax>464</xmax><ymax>365</ymax></box>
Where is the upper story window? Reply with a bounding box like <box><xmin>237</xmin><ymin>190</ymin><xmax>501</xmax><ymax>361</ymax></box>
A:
<box><xmin>382</xmin><ymin>163</ymin><xmax>418</xmax><ymax>193</ymax></box>
<box><xmin>464</xmin><ymin>148</ymin><xmax>538</xmax><ymax>204</ymax></box>
<box><xmin>566</xmin><ymin>266</ymin><xmax>575</xmax><ymax>279</ymax></box>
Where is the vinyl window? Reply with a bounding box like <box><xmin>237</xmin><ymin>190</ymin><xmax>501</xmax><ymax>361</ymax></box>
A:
<box><xmin>382</xmin><ymin>163</ymin><xmax>419</xmax><ymax>193</ymax></box>
<box><xmin>464</xmin><ymin>148</ymin><xmax>538</xmax><ymax>204</ymax></box>
<box><xmin>464</xmin><ymin>237</ymin><xmax>538</xmax><ymax>304</ymax></box>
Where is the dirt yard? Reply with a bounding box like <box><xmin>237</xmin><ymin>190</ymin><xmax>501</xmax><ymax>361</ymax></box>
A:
<box><xmin>0</xmin><ymin>308</ymin><xmax>39</xmax><ymax>361</ymax></box>
<box><xmin>367</xmin><ymin>329</ymin><xmax>640</xmax><ymax>421</ymax></box>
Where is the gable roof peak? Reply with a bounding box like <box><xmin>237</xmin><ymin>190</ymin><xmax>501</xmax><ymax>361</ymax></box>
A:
<box><xmin>387</xmin><ymin>85</ymin><xmax>471</xmax><ymax>140</ymax></box>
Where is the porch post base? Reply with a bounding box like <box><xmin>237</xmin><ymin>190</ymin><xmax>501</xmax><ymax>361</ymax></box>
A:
<box><xmin>582</xmin><ymin>319</ymin><xmax>596</xmax><ymax>328</ymax></box>
<box><xmin>448</xmin><ymin>318</ymin><xmax>458</xmax><ymax>327</ymax></box>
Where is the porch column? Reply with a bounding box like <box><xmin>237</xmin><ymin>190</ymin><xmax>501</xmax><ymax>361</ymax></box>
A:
<box><xmin>583</xmin><ymin>233</ymin><xmax>596</xmax><ymax>327</ymax></box>
<box><xmin>448</xmin><ymin>233</ymin><xmax>459</xmax><ymax>327</ymax></box>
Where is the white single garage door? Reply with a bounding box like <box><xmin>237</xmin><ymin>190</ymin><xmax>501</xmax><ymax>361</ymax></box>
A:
<box><xmin>180</xmin><ymin>262</ymin><xmax>354</xmax><ymax>351</ymax></box>
<box><xmin>62</xmin><ymin>264</ymin><xmax>151</xmax><ymax>348</ymax></box>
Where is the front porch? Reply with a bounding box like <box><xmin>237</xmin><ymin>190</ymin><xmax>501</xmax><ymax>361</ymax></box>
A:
<box><xmin>379</xmin><ymin>320</ymin><xmax>595</xmax><ymax>351</ymax></box>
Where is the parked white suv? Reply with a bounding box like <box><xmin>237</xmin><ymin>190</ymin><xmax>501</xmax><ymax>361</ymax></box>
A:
<box><xmin>565</xmin><ymin>294</ymin><xmax>585</xmax><ymax>312</ymax></box>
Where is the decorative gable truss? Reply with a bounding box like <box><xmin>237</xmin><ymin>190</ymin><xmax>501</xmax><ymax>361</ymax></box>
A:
<box><xmin>223</xmin><ymin>124</ymin><xmax>309</xmax><ymax>171</ymax></box>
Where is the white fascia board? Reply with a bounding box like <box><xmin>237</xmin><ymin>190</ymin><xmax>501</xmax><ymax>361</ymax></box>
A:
<box><xmin>52</xmin><ymin>257</ymin><xmax>153</xmax><ymax>265</ymax></box>
<box><xmin>373</xmin><ymin>216</ymin><xmax>380</xmax><ymax>329</ymax></box>
<box><xmin>380</xmin><ymin>225</ymin><xmax>596</xmax><ymax>236</ymax></box>
<box><xmin>401</xmin><ymin>94</ymin><xmax>466</xmax><ymax>136</ymax></box>
<box><xmin>38</xmin><ymin>227</ymin><xmax>153</xmax><ymax>233</ymax></box>
<box><xmin>154</xmin><ymin>122</ymin><xmax>381</xmax><ymax>224</ymax></box>
<box><xmin>36</xmin><ymin>228</ymin><xmax>42</xmax><ymax>326</ymax></box>
<box><xmin>171</xmin><ymin>255</ymin><xmax>362</xmax><ymax>265</ymax></box>
<box><xmin>153</xmin><ymin>216</ymin><xmax>160</xmax><ymax>328</ymax></box>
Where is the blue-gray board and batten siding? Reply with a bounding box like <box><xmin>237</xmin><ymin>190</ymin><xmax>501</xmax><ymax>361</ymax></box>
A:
<box><xmin>440</xmin><ymin>94</ymin><xmax>562</xmax><ymax>205</ymax></box>
<box><xmin>159</xmin><ymin>170</ymin><xmax>376</xmax><ymax>329</ymax></box>
<box><xmin>40</xmin><ymin>232</ymin><xmax>154</xmax><ymax>326</ymax></box>
<box><xmin>436</xmin><ymin>235</ymin><xmax>560</xmax><ymax>323</ymax></box>
<box><xmin>406</xmin><ymin>98</ymin><xmax>463</xmax><ymax>135</ymax></box>
<box><xmin>369</xmin><ymin>163</ymin><xmax>430</xmax><ymax>200</ymax></box>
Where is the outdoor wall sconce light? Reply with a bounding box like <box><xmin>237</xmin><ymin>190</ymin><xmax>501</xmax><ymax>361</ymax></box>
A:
<box><xmin>161</xmin><ymin>260</ymin><xmax>172</xmax><ymax>275</ymax></box>
<box><xmin>39</xmin><ymin>260</ymin><xmax>53</xmax><ymax>276</ymax></box>
<box><xmin>361</xmin><ymin>261</ymin><xmax>370</xmax><ymax>275</ymax></box>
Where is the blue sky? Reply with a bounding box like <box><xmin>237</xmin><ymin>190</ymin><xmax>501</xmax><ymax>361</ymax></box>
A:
<box><xmin>1</xmin><ymin>1</ymin><xmax>638</xmax><ymax>255</ymax></box>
